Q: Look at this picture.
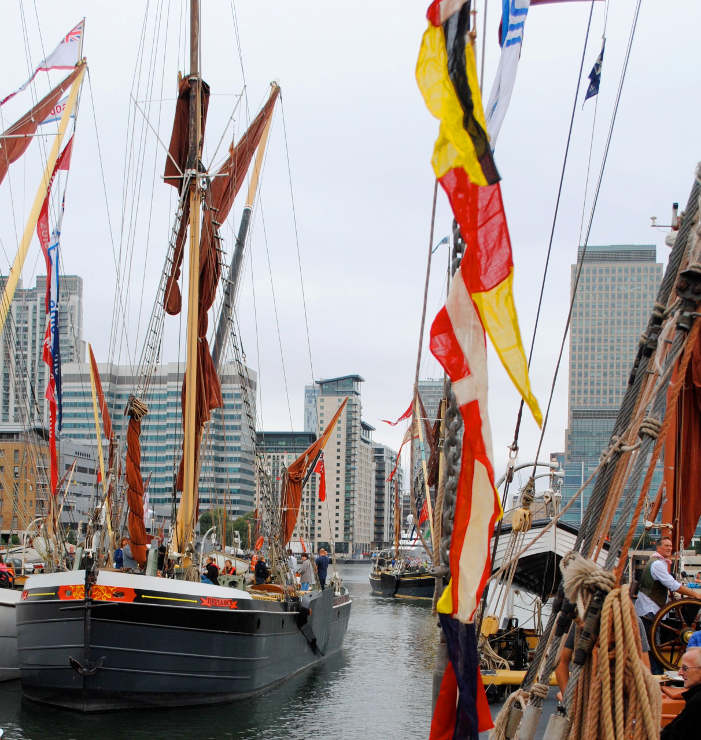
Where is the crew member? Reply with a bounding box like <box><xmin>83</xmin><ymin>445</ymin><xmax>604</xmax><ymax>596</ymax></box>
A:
<box><xmin>315</xmin><ymin>548</ymin><xmax>330</xmax><ymax>590</ymax></box>
<box><xmin>635</xmin><ymin>536</ymin><xmax>697</xmax><ymax>674</ymax></box>
<box><xmin>204</xmin><ymin>556</ymin><xmax>219</xmax><ymax>585</ymax></box>
<box><xmin>297</xmin><ymin>552</ymin><xmax>314</xmax><ymax>591</ymax></box>
<box><xmin>254</xmin><ymin>555</ymin><xmax>270</xmax><ymax>585</ymax></box>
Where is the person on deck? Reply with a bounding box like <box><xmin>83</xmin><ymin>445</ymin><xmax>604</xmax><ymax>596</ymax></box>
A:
<box><xmin>122</xmin><ymin>537</ymin><xmax>138</xmax><ymax>570</ymax></box>
<box><xmin>315</xmin><ymin>548</ymin><xmax>330</xmax><ymax>590</ymax></box>
<box><xmin>661</xmin><ymin>648</ymin><xmax>701</xmax><ymax>738</ymax></box>
<box><xmin>113</xmin><ymin>542</ymin><xmax>124</xmax><ymax>569</ymax></box>
<box><xmin>635</xmin><ymin>537</ymin><xmax>698</xmax><ymax>674</ymax></box>
<box><xmin>0</xmin><ymin>556</ymin><xmax>14</xmax><ymax>588</ymax></box>
<box><xmin>203</xmin><ymin>556</ymin><xmax>219</xmax><ymax>585</ymax></box>
<box><xmin>222</xmin><ymin>559</ymin><xmax>236</xmax><ymax>576</ymax></box>
<box><xmin>286</xmin><ymin>549</ymin><xmax>297</xmax><ymax>585</ymax></box>
<box><xmin>297</xmin><ymin>552</ymin><xmax>314</xmax><ymax>591</ymax></box>
<box><xmin>254</xmin><ymin>555</ymin><xmax>270</xmax><ymax>585</ymax></box>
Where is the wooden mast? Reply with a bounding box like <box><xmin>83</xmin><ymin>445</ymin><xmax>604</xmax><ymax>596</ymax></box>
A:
<box><xmin>175</xmin><ymin>0</ymin><xmax>202</xmax><ymax>556</ymax></box>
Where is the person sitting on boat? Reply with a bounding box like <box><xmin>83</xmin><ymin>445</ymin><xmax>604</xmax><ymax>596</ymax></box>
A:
<box><xmin>203</xmin><ymin>556</ymin><xmax>219</xmax><ymax>585</ymax></box>
<box><xmin>297</xmin><ymin>552</ymin><xmax>314</xmax><ymax>591</ymax></box>
<box><xmin>0</xmin><ymin>555</ymin><xmax>14</xmax><ymax>588</ymax></box>
<box><xmin>121</xmin><ymin>537</ymin><xmax>138</xmax><ymax>571</ymax></box>
<box><xmin>661</xmin><ymin>647</ymin><xmax>701</xmax><ymax>738</ymax></box>
<box><xmin>254</xmin><ymin>555</ymin><xmax>270</xmax><ymax>585</ymax></box>
<box><xmin>222</xmin><ymin>559</ymin><xmax>236</xmax><ymax>576</ymax></box>
<box><xmin>635</xmin><ymin>536</ymin><xmax>698</xmax><ymax>673</ymax></box>
<box><xmin>315</xmin><ymin>548</ymin><xmax>330</xmax><ymax>590</ymax></box>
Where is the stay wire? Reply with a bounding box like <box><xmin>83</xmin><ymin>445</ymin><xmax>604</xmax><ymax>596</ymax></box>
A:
<box><xmin>279</xmin><ymin>93</ymin><xmax>315</xmax><ymax>384</ymax></box>
<box><xmin>510</xmin><ymin>0</ymin><xmax>598</xmax><ymax>459</ymax></box>
<box><xmin>532</xmin><ymin>0</ymin><xmax>644</xmax><ymax>468</ymax></box>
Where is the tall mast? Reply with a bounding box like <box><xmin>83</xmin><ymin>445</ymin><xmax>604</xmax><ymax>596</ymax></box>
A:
<box><xmin>177</xmin><ymin>0</ymin><xmax>202</xmax><ymax>556</ymax></box>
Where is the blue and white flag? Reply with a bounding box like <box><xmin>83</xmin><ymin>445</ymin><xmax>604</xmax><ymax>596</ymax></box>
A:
<box><xmin>584</xmin><ymin>39</ymin><xmax>605</xmax><ymax>103</ymax></box>
<box><xmin>39</xmin><ymin>95</ymin><xmax>75</xmax><ymax>126</ymax></box>
<box><xmin>485</xmin><ymin>0</ymin><xmax>531</xmax><ymax>146</ymax></box>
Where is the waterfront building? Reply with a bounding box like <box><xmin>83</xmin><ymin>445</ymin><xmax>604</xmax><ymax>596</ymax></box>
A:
<box><xmin>562</xmin><ymin>245</ymin><xmax>662</xmax><ymax>525</ymax></box>
<box><xmin>60</xmin><ymin>361</ymin><xmax>257</xmax><ymax>520</ymax></box>
<box><xmin>0</xmin><ymin>275</ymin><xmax>83</xmax><ymax>428</ymax></box>
<box><xmin>304</xmin><ymin>375</ymin><xmax>376</xmax><ymax>555</ymax></box>
<box><xmin>0</xmin><ymin>424</ymin><xmax>49</xmax><ymax>537</ymax></box>
<box><xmin>256</xmin><ymin>430</ymin><xmax>317</xmax><ymax>547</ymax></box>
<box><xmin>373</xmin><ymin>443</ymin><xmax>402</xmax><ymax>548</ymax></box>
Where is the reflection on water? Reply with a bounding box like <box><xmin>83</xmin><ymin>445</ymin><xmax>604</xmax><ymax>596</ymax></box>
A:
<box><xmin>0</xmin><ymin>564</ymin><xmax>439</xmax><ymax>740</ymax></box>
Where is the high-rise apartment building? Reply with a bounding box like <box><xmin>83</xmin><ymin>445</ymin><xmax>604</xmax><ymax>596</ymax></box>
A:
<box><xmin>305</xmin><ymin>375</ymin><xmax>376</xmax><ymax>555</ymax></box>
<box><xmin>373</xmin><ymin>443</ymin><xmax>403</xmax><ymax>547</ymax></box>
<box><xmin>562</xmin><ymin>245</ymin><xmax>662</xmax><ymax>524</ymax></box>
<box><xmin>0</xmin><ymin>275</ymin><xmax>83</xmax><ymax>427</ymax></box>
<box><xmin>60</xmin><ymin>361</ymin><xmax>257</xmax><ymax>520</ymax></box>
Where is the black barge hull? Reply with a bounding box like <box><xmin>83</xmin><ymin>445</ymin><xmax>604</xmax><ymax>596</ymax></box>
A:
<box><xmin>369</xmin><ymin>571</ymin><xmax>434</xmax><ymax>601</ymax></box>
<box><xmin>17</xmin><ymin>571</ymin><xmax>351</xmax><ymax>711</ymax></box>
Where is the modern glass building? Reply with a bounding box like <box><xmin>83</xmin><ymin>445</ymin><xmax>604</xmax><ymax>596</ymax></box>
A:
<box><xmin>373</xmin><ymin>443</ymin><xmax>403</xmax><ymax>548</ymax></box>
<box><xmin>60</xmin><ymin>361</ymin><xmax>257</xmax><ymax>521</ymax></box>
<box><xmin>562</xmin><ymin>245</ymin><xmax>662</xmax><ymax>526</ymax></box>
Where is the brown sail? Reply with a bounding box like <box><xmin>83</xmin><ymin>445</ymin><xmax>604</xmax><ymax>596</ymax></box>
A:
<box><xmin>662</xmin><ymin>327</ymin><xmax>701</xmax><ymax>548</ymax></box>
<box><xmin>0</xmin><ymin>64</ymin><xmax>83</xmax><ymax>185</ymax></box>
<box><xmin>125</xmin><ymin>397</ymin><xmax>149</xmax><ymax>567</ymax></box>
<box><xmin>172</xmin><ymin>86</ymin><xmax>280</xmax><ymax>493</ymax></box>
<box><xmin>280</xmin><ymin>398</ymin><xmax>348</xmax><ymax>546</ymax></box>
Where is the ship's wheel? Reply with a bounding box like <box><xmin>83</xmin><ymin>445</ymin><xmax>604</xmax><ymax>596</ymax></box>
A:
<box><xmin>650</xmin><ymin>597</ymin><xmax>701</xmax><ymax>671</ymax></box>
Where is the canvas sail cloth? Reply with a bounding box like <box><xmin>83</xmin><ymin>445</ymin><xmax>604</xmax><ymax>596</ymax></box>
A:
<box><xmin>0</xmin><ymin>65</ymin><xmax>82</xmax><ymax>185</ymax></box>
<box><xmin>662</xmin><ymin>328</ymin><xmax>701</xmax><ymax>549</ymax></box>
<box><xmin>159</xmin><ymin>85</ymin><xmax>279</xmax><ymax>508</ymax></box>
<box><xmin>280</xmin><ymin>398</ymin><xmax>348</xmax><ymax>546</ymax></box>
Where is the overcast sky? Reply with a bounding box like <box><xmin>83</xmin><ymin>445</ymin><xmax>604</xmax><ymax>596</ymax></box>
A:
<box><xmin>0</xmin><ymin>0</ymin><xmax>698</xmax><ymax>489</ymax></box>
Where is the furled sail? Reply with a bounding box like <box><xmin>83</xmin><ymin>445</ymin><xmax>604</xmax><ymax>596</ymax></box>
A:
<box><xmin>280</xmin><ymin>398</ymin><xmax>348</xmax><ymax>546</ymax></box>
<box><xmin>168</xmin><ymin>86</ymin><xmax>280</xmax><ymax>494</ymax></box>
<box><xmin>662</xmin><ymin>325</ymin><xmax>701</xmax><ymax>548</ymax></box>
<box><xmin>0</xmin><ymin>64</ymin><xmax>82</xmax><ymax>184</ymax></box>
<box><xmin>125</xmin><ymin>396</ymin><xmax>149</xmax><ymax>567</ymax></box>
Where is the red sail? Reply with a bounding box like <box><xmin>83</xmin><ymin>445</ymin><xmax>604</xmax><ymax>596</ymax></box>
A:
<box><xmin>174</xmin><ymin>86</ymin><xmax>280</xmax><ymax>492</ymax></box>
<box><xmin>280</xmin><ymin>398</ymin><xmax>348</xmax><ymax>546</ymax></box>
<box><xmin>662</xmin><ymin>328</ymin><xmax>701</xmax><ymax>547</ymax></box>
<box><xmin>125</xmin><ymin>398</ymin><xmax>149</xmax><ymax>567</ymax></box>
<box><xmin>163</xmin><ymin>76</ymin><xmax>211</xmax><ymax>315</ymax></box>
<box><xmin>0</xmin><ymin>65</ymin><xmax>82</xmax><ymax>185</ymax></box>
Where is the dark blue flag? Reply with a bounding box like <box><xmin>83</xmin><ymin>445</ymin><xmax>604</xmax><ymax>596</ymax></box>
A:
<box><xmin>584</xmin><ymin>39</ymin><xmax>606</xmax><ymax>103</ymax></box>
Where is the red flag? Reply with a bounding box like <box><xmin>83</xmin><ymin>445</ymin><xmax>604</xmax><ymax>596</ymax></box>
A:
<box><xmin>418</xmin><ymin>500</ymin><xmax>429</xmax><ymax>527</ymax></box>
<box><xmin>381</xmin><ymin>402</ymin><xmax>412</xmax><ymax>426</ymax></box>
<box><xmin>300</xmin><ymin>536</ymin><xmax>307</xmax><ymax>554</ymax></box>
<box><xmin>313</xmin><ymin>452</ymin><xmax>326</xmax><ymax>502</ymax></box>
<box><xmin>254</xmin><ymin>536</ymin><xmax>264</xmax><ymax>552</ymax></box>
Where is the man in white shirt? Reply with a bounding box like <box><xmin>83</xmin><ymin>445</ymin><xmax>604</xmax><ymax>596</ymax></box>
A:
<box><xmin>635</xmin><ymin>537</ymin><xmax>697</xmax><ymax>673</ymax></box>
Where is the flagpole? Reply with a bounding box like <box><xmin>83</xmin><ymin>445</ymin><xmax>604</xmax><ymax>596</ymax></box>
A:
<box><xmin>0</xmin><ymin>62</ymin><xmax>85</xmax><ymax>337</ymax></box>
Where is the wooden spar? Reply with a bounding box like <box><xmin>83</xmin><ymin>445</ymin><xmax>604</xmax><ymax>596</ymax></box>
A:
<box><xmin>414</xmin><ymin>395</ymin><xmax>436</xmax><ymax>554</ymax></box>
<box><xmin>176</xmin><ymin>0</ymin><xmax>202</xmax><ymax>556</ymax></box>
<box><xmin>88</xmin><ymin>343</ymin><xmax>113</xmax><ymax>553</ymax></box>
<box><xmin>0</xmin><ymin>62</ymin><xmax>85</xmax><ymax>337</ymax></box>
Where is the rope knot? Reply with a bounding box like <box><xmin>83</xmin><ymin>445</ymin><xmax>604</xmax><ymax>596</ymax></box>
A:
<box><xmin>561</xmin><ymin>551</ymin><xmax>615</xmax><ymax>618</ymax></box>
<box><xmin>530</xmin><ymin>682</ymin><xmax>549</xmax><ymax>700</ymax></box>
<box><xmin>639</xmin><ymin>416</ymin><xmax>662</xmax><ymax>440</ymax></box>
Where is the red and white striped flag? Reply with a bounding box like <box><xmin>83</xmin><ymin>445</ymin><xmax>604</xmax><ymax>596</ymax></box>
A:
<box><xmin>1</xmin><ymin>20</ymin><xmax>84</xmax><ymax>106</ymax></box>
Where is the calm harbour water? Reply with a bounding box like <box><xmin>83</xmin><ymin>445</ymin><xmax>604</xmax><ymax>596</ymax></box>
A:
<box><xmin>0</xmin><ymin>564</ymin><xmax>443</xmax><ymax>739</ymax></box>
